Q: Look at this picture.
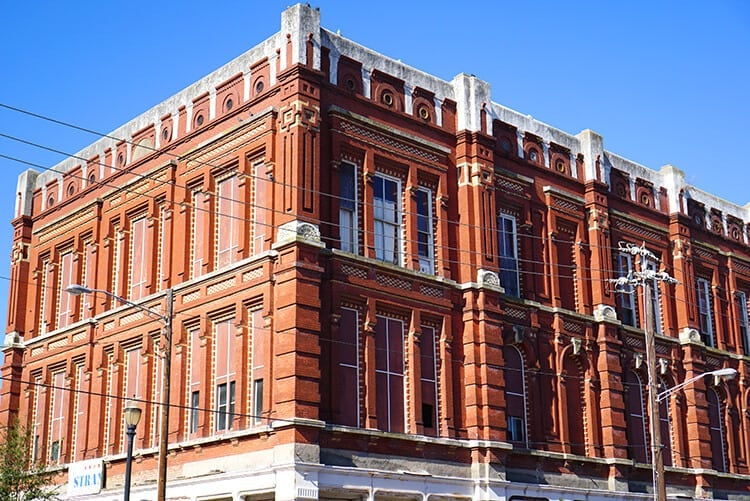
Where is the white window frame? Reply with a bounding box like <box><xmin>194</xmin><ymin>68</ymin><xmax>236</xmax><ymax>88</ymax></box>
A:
<box><xmin>697</xmin><ymin>277</ymin><xmax>714</xmax><ymax>346</ymax></box>
<box><xmin>631</xmin><ymin>372</ymin><xmax>649</xmax><ymax>462</ymax></box>
<box><xmin>128</xmin><ymin>216</ymin><xmax>148</xmax><ymax>300</ymax></box>
<box><xmin>616</xmin><ymin>252</ymin><xmax>637</xmax><ymax>326</ymax></box>
<box><xmin>505</xmin><ymin>346</ymin><xmax>528</xmax><ymax>447</ymax></box>
<box><xmin>57</xmin><ymin>250</ymin><xmax>76</xmax><ymax>329</ymax></box>
<box><xmin>216</xmin><ymin>174</ymin><xmax>241</xmax><ymax>268</ymax></box>
<box><xmin>373</xmin><ymin>174</ymin><xmax>402</xmax><ymax>266</ymax></box>
<box><xmin>215</xmin><ymin>381</ymin><xmax>235</xmax><ymax>432</ymax></box>
<box><xmin>375</xmin><ymin>315</ymin><xmax>405</xmax><ymax>432</ymax></box>
<box><xmin>339</xmin><ymin>162</ymin><xmax>358</xmax><ymax>254</ymax></box>
<box><xmin>498</xmin><ymin>213</ymin><xmax>520</xmax><ymax>297</ymax></box>
<box><xmin>737</xmin><ymin>291</ymin><xmax>749</xmax><ymax>355</ymax></box>
<box><xmin>415</xmin><ymin>187</ymin><xmax>434</xmax><ymax>274</ymax></box>
<box><xmin>708</xmin><ymin>388</ymin><xmax>727</xmax><ymax>472</ymax></box>
<box><xmin>340</xmin><ymin>307</ymin><xmax>360</xmax><ymax>427</ymax></box>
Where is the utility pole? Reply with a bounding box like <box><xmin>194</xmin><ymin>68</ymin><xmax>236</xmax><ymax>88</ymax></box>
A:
<box><xmin>611</xmin><ymin>242</ymin><xmax>678</xmax><ymax>501</ymax></box>
<box><xmin>157</xmin><ymin>287</ymin><xmax>174</xmax><ymax>501</ymax></box>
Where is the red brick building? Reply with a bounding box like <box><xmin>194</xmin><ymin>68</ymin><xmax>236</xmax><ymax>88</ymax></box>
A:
<box><xmin>2</xmin><ymin>4</ymin><xmax>750</xmax><ymax>500</ymax></box>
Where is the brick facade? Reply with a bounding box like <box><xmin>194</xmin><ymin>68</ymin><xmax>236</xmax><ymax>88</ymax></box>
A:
<box><xmin>2</xmin><ymin>4</ymin><xmax>750</xmax><ymax>500</ymax></box>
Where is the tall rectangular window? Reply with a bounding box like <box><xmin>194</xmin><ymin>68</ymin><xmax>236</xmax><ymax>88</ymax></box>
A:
<box><xmin>57</xmin><ymin>250</ymin><xmax>76</xmax><ymax>329</ymax></box>
<box><xmin>111</xmin><ymin>224</ymin><xmax>122</xmax><ymax>305</ymax></box>
<box><xmin>252</xmin><ymin>379</ymin><xmax>263</xmax><ymax>425</ymax></box>
<box><xmin>32</xmin><ymin>376</ymin><xmax>43</xmax><ymax>463</ymax></box>
<box><xmin>151</xmin><ymin>336</ymin><xmax>164</xmax><ymax>448</ymax></box>
<box><xmin>214</xmin><ymin>318</ymin><xmax>236</xmax><ymax>432</ymax></box>
<box><xmin>216</xmin><ymin>174</ymin><xmax>242</xmax><ymax>268</ymax></box>
<box><xmin>191</xmin><ymin>189</ymin><xmax>209</xmax><ymax>278</ymax></box>
<box><xmin>336</xmin><ymin>307</ymin><xmax>359</xmax><ymax>427</ymax></box>
<box><xmin>373</xmin><ymin>175</ymin><xmax>401</xmax><ymax>265</ymax></box>
<box><xmin>123</xmin><ymin>347</ymin><xmax>142</xmax><ymax>451</ymax></box>
<box><xmin>250</xmin><ymin>308</ymin><xmax>267</xmax><ymax>426</ymax></box>
<box><xmin>189</xmin><ymin>391</ymin><xmax>200</xmax><ymax>434</ymax></box>
<box><xmin>645</xmin><ymin>259</ymin><xmax>662</xmax><ymax>335</ymax></box>
<box><xmin>49</xmin><ymin>371</ymin><xmax>67</xmax><ymax>464</ymax></box>
<box><xmin>72</xmin><ymin>364</ymin><xmax>87</xmax><ymax>462</ymax></box>
<box><xmin>339</xmin><ymin>163</ymin><xmax>358</xmax><ymax>254</ymax></box>
<box><xmin>80</xmin><ymin>240</ymin><xmax>96</xmax><ymax>317</ymax></box>
<box><xmin>156</xmin><ymin>203</ymin><xmax>169</xmax><ymax>292</ymax></box>
<box><xmin>420</xmin><ymin>325</ymin><xmax>438</xmax><ymax>434</ymax></box>
<box><xmin>624</xmin><ymin>370</ymin><xmax>647</xmax><ymax>463</ymax></box>
<box><xmin>252</xmin><ymin>162</ymin><xmax>269</xmax><ymax>255</ymax></box>
<box><xmin>39</xmin><ymin>258</ymin><xmax>52</xmax><ymax>336</ymax></box>
<box><xmin>616</xmin><ymin>252</ymin><xmax>637</xmax><ymax>326</ymax></box>
<box><xmin>416</xmin><ymin>189</ymin><xmax>434</xmax><ymax>274</ymax></box>
<box><xmin>129</xmin><ymin>216</ymin><xmax>148</xmax><ymax>300</ymax></box>
<box><xmin>707</xmin><ymin>388</ymin><xmax>727</xmax><ymax>472</ymax></box>
<box><xmin>503</xmin><ymin>345</ymin><xmax>527</xmax><ymax>445</ymax></box>
<box><xmin>697</xmin><ymin>277</ymin><xmax>714</xmax><ymax>346</ymax></box>
<box><xmin>187</xmin><ymin>326</ymin><xmax>201</xmax><ymax>436</ymax></box>
<box><xmin>103</xmin><ymin>353</ymin><xmax>114</xmax><ymax>455</ymax></box>
<box><xmin>737</xmin><ymin>292</ymin><xmax>750</xmax><ymax>355</ymax></box>
<box><xmin>498</xmin><ymin>214</ymin><xmax>520</xmax><ymax>297</ymax></box>
<box><xmin>375</xmin><ymin>315</ymin><xmax>404</xmax><ymax>433</ymax></box>
<box><xmin>215</xmin><ymin>382</ymin><xmax>236</xmax><ymax>432</ymax></box>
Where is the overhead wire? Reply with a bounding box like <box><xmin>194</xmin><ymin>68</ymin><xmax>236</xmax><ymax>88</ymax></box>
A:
<box><xmin>0</xmin><ymin>145</ymin><xmax>747</xmax><ymax>355</ymax></box>
<box><xmin>2</xmin><ymin>106</ymin><xmax>748</xmax><ymax>399</ymax></box>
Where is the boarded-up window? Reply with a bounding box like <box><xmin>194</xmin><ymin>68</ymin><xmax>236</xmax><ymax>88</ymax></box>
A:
<box><xmin>250</xmin><ymin>308</ymin><xmax>267</xmax><ymax>425</ymax></box>
<box><xmin>57</xmin><ymin>250</ymin><xmax>75</xmax><ymax>328</ymax></box>
<box><xmin>563</xmin><ymin>357</ymin><xmax>585</xmax><ymax>455</ymax></box>
<box><xmin>187</xmin><ymin>326</ymin><xmax>202</xmax><ymax>437</ymax></box>
<box><xmin>214</xmin><ymin>318</ymin><xmax>236</xmax><ymax>432</ymax></box>
<box><xmin>504</xmin><ymin>345</ymin><xmax>526</xmax><ymax>445</ymax></box>
<box><xmin>191</xmin><ymin>190</ymin><xmax>209</xmax><ymax>278</ymax></box>
<box><xmin>129</xmin><ymin>216</ymin><xmax>149</xmax><ymax>300</ymax></box>
<box><xmin>624</xmin><ymin>370</ymin><xmax>647</xmax><ymax>463</ymax></box>
<box><xmin>123</xmin><ymin>346</ymin><xmax>143</xmax><ymax>451</ymax></box>
<box><xmin>72</xmin><ymin>364</ymin><xmax>88</xmax><ymax>462</ymax></box>
<box><xmin>216</xmin><ymin>175</ymin><xmax>242</xmax><ymax>268</ymax></box>
<box><xmin>49</xmin><ymin>371</ymin><xmax>67</xmax><ymax>464</ymax></box>
<box><xmin>335</xmin><ymin>307</ymin><xmax>359</xmax><ymax>426</ymax></box>
<box><xmin>421</xmin><ymin>324</ymin><xmax>438</xmax><ymax>434</ymax></box>
<box><xmin>252</xmin><ymin>163</ymin><xmax>269</xmax><ymax>255</ymax></box>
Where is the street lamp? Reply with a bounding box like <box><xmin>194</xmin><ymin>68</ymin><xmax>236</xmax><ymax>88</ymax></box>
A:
<box><xmin>657</xmin><ymin>368</ymin><xmax>737</xmax><ymax>403</ymax></box>
<box><xmin>66</xmin><ymin>284</ymin><xmax>174</xmax><ymax>501</ymax></box>
<box><xmin>123</xmin><ymin>400</ymin><xmax>142</xmax><ymax>501</ymax></box>
<box><xmin>652</xmin><ymin>367</ymin><xmax>738</xmax><ymax>500</ymax></box>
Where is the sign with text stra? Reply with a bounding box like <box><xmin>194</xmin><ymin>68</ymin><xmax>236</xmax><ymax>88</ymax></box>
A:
<box><xmin>67</xmin><ymin>459</ymin><xmax>104</xmax><ymax>496</ymax></box>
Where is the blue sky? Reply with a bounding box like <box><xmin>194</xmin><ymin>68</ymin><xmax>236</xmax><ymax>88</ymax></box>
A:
<box><xmin>0</xmin><ymin>1</ymin><xmax>748</xmax><ymax>337</ymax></box>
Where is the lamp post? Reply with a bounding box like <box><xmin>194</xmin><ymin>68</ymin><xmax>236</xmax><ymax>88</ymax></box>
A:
<box><xmin>123</xmin><ymin>400</ymin><xmax>142</xmax><ymax>501</ymax></box>
<box><xmin>66</xmin><ymin>284</ymin><xmax>174</xmax><ymax>501</ymax></box>
<box><xmin>654</xmin><ymin>367</ymin><xmax>738</xmax><ymax>499</ymax></box>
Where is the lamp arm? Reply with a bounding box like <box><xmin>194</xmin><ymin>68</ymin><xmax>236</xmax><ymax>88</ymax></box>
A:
<box><xmin>657</xmin><ymin>373</ymin><xmax>706</xmax><ymax>402</ymax></box>
<box><xmin>90</xmin><ymin>288</ymin><xmax>168</xmax><ymax>324</ymax></box>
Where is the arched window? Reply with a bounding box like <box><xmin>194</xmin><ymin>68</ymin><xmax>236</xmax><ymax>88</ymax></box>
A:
<box><xmin>563</xmin><ymin>356</ymin><xmax>585</xmax><ymax>455</ymax></box>
<box><xmin>706</xmin><ymin>388</ymin><xmax>727</xmax><ymax>472</ymax></box>
<box><xmin>503</xmin><ymin>345</ymin><xmax>527</xmax><ymax>446</ymax></box>
<box><xmin>658</xmin><ymin>377</ymin><xmax>673</xmax><ymax>467</ymax></box>
<box><xmin>624</xmin><ymin>370</ymin><xmax>648</xmax><ymax>463</ymax></box>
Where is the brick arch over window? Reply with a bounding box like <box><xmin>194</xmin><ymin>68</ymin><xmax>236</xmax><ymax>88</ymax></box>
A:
<box><xmin>503</xmin><ymin>344</ymin><xmax>527</xmax><ymax>446</ymax></box>
<box><xmin>623</xmin><ymin>368</ymin><xmax>648</xmax><ymax>463</ymax></box>
<box><xmin>560</xmin><ymin>351</ymin><xmax>586</xmax><ymax>456</ymax></box>
<box><xmin>707</xmin><ymin>387</ymin><xmax>728</xmax><ymax>472</ymax></box>
<box><xmin>657</xmin><ymin>375</ymin><xmax>674</xmax><ymax>467</ymax></box>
